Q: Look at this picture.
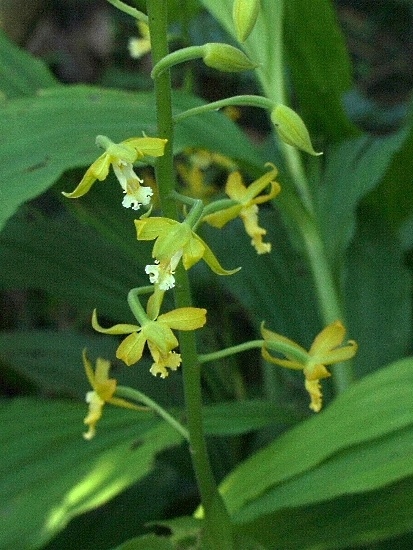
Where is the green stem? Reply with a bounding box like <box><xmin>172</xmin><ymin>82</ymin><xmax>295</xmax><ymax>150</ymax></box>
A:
<box><xmin>173</xmin><ymin>94</ymin><xmax>274</xmax><ymax>123</ymax></box>
<box><xmin>255</xmin><ymin>1</ymin><xmax>353</xmax><ymax>390</ymax></box>
<box><xmin>106</xmin><ymin>0</ymin><xmax>148</xmax><ymax>22</ymax></box>
<box><xmin>279</xmin><ymin>192</ymin><xmax>354</xmax><ymax>391</ymax></box>
<box><xmin>116</xmin><ymin>385</ymin><xmax>189</xmax><ymax>440</ymax></box>
<box><xmin>199</xmin><ymin>340</ymin><xmax>263</xmax><ymax>364</ymax></box>
<box><xmin>151</xmin><ymin>45</ymin><xmax>205</xmax><ymax>79</ymax></box>
<box><xmin>147</xmin><ymin>2</ymin><xmax>234</xmax><ymax>548</ymax></box>
<box><xmin>127</xmin><ymin>287</ymin><xmax>152</xmax><ymax>324</ymax></box>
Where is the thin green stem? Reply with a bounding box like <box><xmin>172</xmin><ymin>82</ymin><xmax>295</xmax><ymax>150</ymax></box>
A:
<box><xmin>147</xmin><ymin>2</ymin><xmax>234</xmax><ymax>548</ymax></box>
<box><xmin>151</xmin><ymin>45</ymin><xmax>205</xmax><ymax>79</ymax></box>
<box><xmin>199</xmin><ymin>340</ymin><xmax>263</xmax><ymax>364</ymax></box>
<box><xmin>279</xmin><ymin>192</ymin><xmax>355</xmax><ymax>391</ymax></box>
<box><xmin>127</xmin><ymin>287</ymin><xmax>151</xmax><ymax>324</ymax></box>
<box><xmin>174</xmin><ymin>94</ymin><xmax>274</xmax><ymax>123</ymax></box>
<box><xmin>106</xmin><ymin>0</ymin><xmax>148</xmax><ymax>22</ymax></box>
<box><xmin>254</xmin><ymin>1</ymin><xmax>353</xmax><ymax>389</ymax></box>
<box><xmin>116</xmin><ymin>385</ymin><xmax>189</xmax><ymax>440</ymax></box>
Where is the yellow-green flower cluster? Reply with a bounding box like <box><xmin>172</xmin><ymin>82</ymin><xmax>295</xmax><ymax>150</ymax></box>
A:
<box><xmin>92</xmin><ymin>307</ymin><xmax>207</xmax><ymax>379</ymax></box>
<box><xmin>203</xmin><ymin>165</ymin><xmax>280</xmax><ymax>254</ymax></box>
<box><xmin>63</xmin><ymin>135</ymin><xmax>167</xmax><ymax>210</ymax></box>
<box><xmin>261</xmin><ymin>321</ymin><xmax>357</xmax><ymax>412</ymax></box>
<box><xmin>82</xmin><ymin>351</ymin><xmax>145</xmax><ymax>440</ymax></box>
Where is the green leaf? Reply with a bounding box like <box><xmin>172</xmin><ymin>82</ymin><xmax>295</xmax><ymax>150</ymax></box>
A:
<box><xmin>0</xmin><ymin>330</ymin><xmax>118</xmax><ymax>397</ymax></box>
<box><xmin>113</xmin><ymin>535</ymin><xmax>174</xmax><ymax>550</ymax></box>
<box><xmin>367</xmin><ymin>122</ymin><xmax>413</xmax><ymax>230</ymax></box>
<box><xmin>316</xmin><ymin>129</ymin><xmax>408</xmax><ymax>265</ymax></box>
<box><xmin>0</xmin><ymin>29</ymin><xmax>58</xmax><ymax>98</ymax></box>
<box><xmin>236</xmin><ymin>423</ymin><xmax>413</xmax><ymax>523</ymax></box>
<box><xmin>283</xmin><ymin>0</ymin><xmax>359</xmax><ymax>142</ymax></box>
<box><xmin>203</xmin><ymin>399</ymin><xmax>299</xmax><ymax>436</ymax></box>
<box><xmin>0</xmin><ymin>85</ymin><xmax>262</xmax><ymax>233</ymax></box>
<box><xmin>218</xmin><ymin>356</ymin><xmax>413</xmax><ymax>518</ymax></box>
<box><xmin>0</xmin><ymin>398</ymin><xmax>183</xmax><ymax>550</ymax></box>
<box><xmin>237</xmin><ymin>475</ymin><xmax>413</xmax><ymax>549</ymax></box>
<box><xmin>345</xmin><ymin>207</ymin><xmax>411</xmax><ymax>376</ymax></box>
<box><xmin>0</xmin><ymin>208</ymin><xmax>142</xmax><ymax>320</ymax></box>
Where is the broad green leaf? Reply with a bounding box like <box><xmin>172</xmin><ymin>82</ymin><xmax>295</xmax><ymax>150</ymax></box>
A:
<box><xmin>203</xmin><ymin>399</ymin><xmax>299</xmax><ymax>436</ymax></box>
<box><xmin>283</xmin><ymin>0</ymin><xmax>358</xmax><ymax>142</ymax></box>
<box><xmin>45</xmin><ymin>463</ymin><xmax>183</xmax><ymax>550</ymax></box>
<box><xmin>236</xmin><ymin>423</ymin><xmax>413</xmax><ymax>523</ymax></box>
<box><xmin>316</xmin><ymin>128</ymin><xmax>408</xmax><ymax>265</ymax></box>
<box><xmin>0</xmin><ymin>330</ymin><xmax>118</xmax><ymax>397</ymax></box>
<box><xmin>0</xmin><ymin>398</ymin><xmax>183</xmax><ymax>550</ymax></box>
<box><xmin>345</xmin><ymin>207</ymin><xmax>411</xmax><ymax>376</ymax></box>
<box><xmin>218</xmin><ymin>356</ymin><xmax>413</xmax><ymax>517</ymax></box>
<box><xmin>237</xmin><ymin>475</ymin><xmax>413</xmax><ymax>549</ymax></box>
<box><xmin>114</xmin><ymin>535</ymin><xmax>173</xmax><ymax>550</ymax></box>
<box><xmin>368</xmin><ymin>122</ymin><xmax>413</xmax><ymax>230</ymax></box>
<box><xmin>0</xmin><ymin>29</ymin><xmax>58</xmax><ymax>98</ymax></box>
<box><xmin>0</xmin><ymin>86</ymin><xmax>263</xmax><ymax>233</ymax></box>
<box><xmin>0</xmin><ymin>208</ymin><xmax>143</xmax><ymax>320</ymax></box>
<box><xmin>0</xmin><ymin>329</ymin><xmax>185</xmax><ymax>408</ymax></box>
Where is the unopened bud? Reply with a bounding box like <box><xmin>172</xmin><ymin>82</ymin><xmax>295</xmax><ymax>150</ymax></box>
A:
<box><xmin>233</xmin><ymin>0</ymin><xmax>260</xmax><ymax>42</ymax></box>
<box><xmin>271</xmin><ymin>104</ymin><xmax>322</xmax><ymax>156</ymax></box>
<box><xmin>203</xmin><ymin>43</ymin><xmax>258</xmax><ymax>72</ymax></box>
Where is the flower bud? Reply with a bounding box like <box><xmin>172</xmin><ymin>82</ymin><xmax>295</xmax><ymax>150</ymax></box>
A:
<box><xmin>271</xmin><ymin>104</ymin><xmax>322</xmax><ymax>156</ymax></box>
<box><xmin>202</xmin><ymin>43</ymin><xmax>258</xmax><ymax>72</ymax></box>
<box><xmin>233</xmin><ymin>0</ymin><xmax>260</xmax><ymax>42</ymax></box>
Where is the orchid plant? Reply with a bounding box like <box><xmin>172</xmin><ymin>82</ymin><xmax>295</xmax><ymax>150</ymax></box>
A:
<box><xmin>1</xmin><ymin>1</ymin><xmax>412</xmax><ymax>549</ymax></box>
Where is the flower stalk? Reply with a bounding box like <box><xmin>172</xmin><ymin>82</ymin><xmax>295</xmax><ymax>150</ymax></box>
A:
<box><xmin>147</xmin><ymin>1</ymin><xmax>234</xmax><ymax>547</ymax></box>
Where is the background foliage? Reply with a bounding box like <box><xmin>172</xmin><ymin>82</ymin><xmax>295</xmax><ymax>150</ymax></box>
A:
<box><xmin>1</xmin><ymin>0</ymin><xmax>413</xmax><ymax>548</ymax></box>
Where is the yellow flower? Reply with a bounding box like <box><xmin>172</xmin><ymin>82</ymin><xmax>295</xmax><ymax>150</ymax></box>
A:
<box><xmin>135</xmin><ymin>217</ymin><xmax>239</xmax><ymax>290</ymax></box>
<box><xmin>176</xmin><ymin>149</ymin><xmax>237</xmax><ymax>202</ymax></box>
<box><xmin>92</xmin><ymin>307</ymin><xmax>207</xmax><ymax>378</ymax></box>
<box><xmin>177</xmin><ymin>162</ymin><xmax>216</xmax><ymax>202</ymax></box>
<box><xmin>261</xmin><ymin>321</ymin><xmax>357</xmax><ymax>412</ymax></box>
<box><xmin>203</xmin><ymin>165</ymin><xmax>280</xmax><ymax>254</ymax></box>
<box><xmin>128</xmin><ymin>21</ymin><xmax>151</xmax><ymax>59</ymax></box>
<box><xmin>62</xmin><ymin>135</ymin><xmax>167</xmax><ymax>210</ymax></box>
<box><xmin>82</xmin><ymin>351</ymin><xmax>144</xmax><ymax>440</ymax></box>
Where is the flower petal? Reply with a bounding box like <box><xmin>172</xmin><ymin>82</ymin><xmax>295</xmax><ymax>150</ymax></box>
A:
<box><xmin>62</xmin><ymin>153</ymin><xmax>110</xmax><ymax>198</ymax></box>
<box><xmin>253</xmin><ymin>180</ymin><xmax>281</xmax><ymax>205</ymax></box>
<box><xmin>225</xmin><ymin>171</ymin><xmax>249</xmax><ymax>202</ymax></box>
<box><xmin>181</xmin><ymin>233</ymin><xmax>206</xmax><ymax>270</ymax></box>
<box><xmin>261</xmin><ymin>346</ymin><xmax>303</xmax><ymax>370</ymax></box>
<box><xmin>309</xmin><ymin>321</ymin><xmax>346</xmax><ymax>357</ymax></box>
<box><xmin>116</xmin><ymin>331</ymin><xmax>147</xmax><ymax>366</ymax></box>
<box><xmin>158</xmin><ymin>307</ymin><xmax>207</xmax><ymax>330</ymax></box>
<box><xmin>135</xmin><ymin>217</ymin><xmax>177</xmax><ymax>241</ymax></box>
<box><xmin>313</xmin><ymin>341</ymin><xmax>358</xmax><ymax>365</ymax></box>
<box><xmin>203</xmin><ymin>204</ymin><xmax>243</xmax><ymax>228</ymax></box>
<box><xmin>143</xmin><ymin>321</ymin><xmax>178</xmax><ymax>356</ymax></box>
<box><xmin>237</xmin><ymin>166</ymin><xmax>280</xmax><ymax>203</ymax></box>
<box><xmin>123</xmin><ymin>137</ymin><xmax>168</xmax><ymax>158</ymax></box>
<box><xmin>92</xmin><ymin>309</ymin><xmax>141</xmax><ymax>335</ymax></box>
<box><xmin>195</xmin><ymin>233</ymin><xmax>240</xmax><ymax>276</ymax></box>
<box><xmin>261</xmin><ymin>323</ymin><xmax>308</xmax><ymax>362</ymax></box>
